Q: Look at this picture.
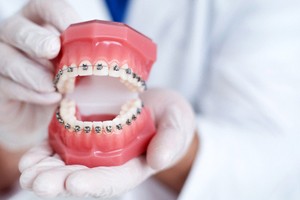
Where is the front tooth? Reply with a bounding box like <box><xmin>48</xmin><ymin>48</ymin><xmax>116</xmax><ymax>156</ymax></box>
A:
<box><xmin>103</xmin><ymin>121</ymin><xmax>113</xmax><ymax>134</ymax></box>
<box><xmin>74</xmin><ymin>120</ymin><xmax>83</xmax><ymax>133</ymax></box>
<box><xmin>93</xmin><ymin>121</ymin><xmax>103</xmax><ymax>134</ymax></box>
<box><xmin>78</xmin><ymin>60</ymin><xmax>93</xmax><ymax>76</ymax></box>
<box><xmin>66</xmin><ymin>64</ymin><xmax>78</xmax><ymax>78</ymax></box>
<box><xmin>94</xmin><ymin>60</ymin><xmax>109</xmax><ymax>76</ymax></box>
<box><xmin>120</xmin><ymin>64</ymin><xmax>129</xmax><ymax>80</ymax></box>
<box><xmin>56</xmin><ymin>70</ymin><xmax>68</xmax><ymax>93</ymax></box>
<box><xmin>109</xmin><ymin>62</ymin><xmax>121</xmax><ymax>77</ymax></box>
<box><xmin>64</xmin><ymin>77</ymin><xmax>75</xmax><ymax>93</ymax></box>
<box><xmin>83</xmin><ymin>121</ymin><xmax>93</xmax><ymax>133</ymax></box>
<box><xmin>59</xmin><ymin>107</ymin><xmax>68</xmax><ymax>121</ymax></box>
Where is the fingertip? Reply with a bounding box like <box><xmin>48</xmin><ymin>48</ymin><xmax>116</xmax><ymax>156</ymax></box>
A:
<box><xmin>32</xmin><ymin>171</ymin><xmax>62</xmax><ymax>198</ymax></box>
<box><xmin>147</xmin><ymin>127</ymin><xmax>185</xmax><ymax>170</ymax></box>
<box><xmin>19</xmin><ymin>141</ymin><xmax>52</xmax><ymax>172</ymax></box>
<box><xmin>35</xmin><ymin>92</ymin><xmax>62</xmax><ymax>105</ymax></box>
<box><xmin>65</xmin><ymin>172</ymin><xmax>86</xmax><ymax>196</ymax></box>
<box><xmin>147</xmin><ymin>145</ymin><xmax>174</xmax><ymax>170</ymax></box>
<box><xmin>19</xmin><ymin>167</ymin><xmax>36</xmax><ymax>190</ymax></box>
<box><xmin>40</xmin><ymin>36</ymin><xmax>60</xmax><ymax>59</ymax></box>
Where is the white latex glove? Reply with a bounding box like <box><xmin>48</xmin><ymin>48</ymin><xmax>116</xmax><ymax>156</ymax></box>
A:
<box><xmin>0</xmin><ymin>0</ymin><xmax>80</xmax><ymax>150</ymax></box>
<box><xmin>19</xmin><ymin>88</ymin><xmax>196</xmax><ymax>199</ymax></box>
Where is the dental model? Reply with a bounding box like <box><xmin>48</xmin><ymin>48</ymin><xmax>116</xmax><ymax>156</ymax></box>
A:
<box><xmin>48</xmin><ymin>20</ymin><xmax>156</xmax><ymax>167</ymax></box>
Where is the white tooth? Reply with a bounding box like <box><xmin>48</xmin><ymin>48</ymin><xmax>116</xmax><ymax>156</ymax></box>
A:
<box><xmin>74</xmin><ymin>120</ymin><xmax>83</xmax><ymax>132</ymax></box>
<box><xmin>103</xmin><ymin>120</ymin><xmax>113</xmax><ymax>134</ymax></box>
<box><xmin>69</xmin><ymin>106</ymin><xmax>76</xmax><ymax>116</ymax></box>
<box><xmin>132</xmin><ymin>76</ymin><xmax>139</xmax><ymax>87</ymax></box>
<box><xmin>137</xmin><ymin>81</ymin><xmax>143</xmax><ymax>92</ymax></box>
<box><xmin>66</xmin><ymin>64</ymin><xmax>78</xmax><ymax>78</ymax></box>
<box><xmin>68</xmin><ymin>118</ymin><xmax>76</xmax><ymax>131</ymax></box>
<box><xmin>78</xmin><ymin>60</ymin><xmax>92</xmax><ymax>76</ymax></box>
<box><xmin>120</xmin><ymin>100</ymin><xmax>132</xmax><ymax>114</ymax></box>
<box><xmin>93</xmin><ymin>121</ymin><xmax>103</xmax><ymax>134</ymax></box>
<box><xmin>59</xmin><ymin>107</ymin><xmax>68</xmax><ymax>121</ymax></box>
<box><xmin>56</xmin><ymin>72</ymin><xmax>68</xmax><ymax>93</ymax></box>
<box><xmin>64</xmin><ymin>77</ymin><xmax>75</xmax><ymax>93</ymax></box>
<box><xmin>60</xmin><ymin>99</ymin><xmax>69</xmax><ymax>108</ymax></box>
<box><xmin>120</xmin><ymin>115</ymin><xmax>127</xmax><ymax>125</ymax></box>
<box><xmin>134</xmin><ymin>99</ymin><xmax>142</xmax><ymax>108</ymax></box>
<box><xmin>112</xmin><ymin>117</ymin><xmax>122</xmax><ymax>130</ymax></box>
<box><xmin>83</xmin><ymin>121</ymin><xmax>93</xmax><ymax>133</ymax></box>
<box><xmin>94</xmin><ymin>60</ymin><xmax>109</xmax><ymax>76</ymax></box>
<box><xmin>129</xmin><ymin>107</ymin><xmax>137</xmax><ymax>116</ymax></box>
<box><xmin>127</xmin><ymin>73</ymin><xmax>134</xmax><ymax>84</ymax></box>
<box><xmin>120</xmin><ymin>64</ymin><xmax>129</xmax><ymax>80</ymax></box>
<box><xmin>66</xmin><ymin>99</ymin><xmax>76</xmax><ymax>108</ymax></box>
<box><xmin>109</xmin><ymin>62</ymin><xmax>121</xmax><ymax>77</ymax></box>
<box><xmin>65</xmin><ymin>115</ymin><xmax>76</xmax><ymax>124</ymax></box>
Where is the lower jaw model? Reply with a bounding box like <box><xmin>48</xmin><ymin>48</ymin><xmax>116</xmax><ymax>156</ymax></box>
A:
<box><xmin>48</xmin><ymin>20</ymin><xmax>157</xmax><ymax>167</ymax></box>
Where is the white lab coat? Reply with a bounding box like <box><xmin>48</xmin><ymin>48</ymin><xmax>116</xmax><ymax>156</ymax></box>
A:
<box><xmin>0</xmin><ymin>0</ymin><xmax>300</xmax><ymax>200</ymax></box>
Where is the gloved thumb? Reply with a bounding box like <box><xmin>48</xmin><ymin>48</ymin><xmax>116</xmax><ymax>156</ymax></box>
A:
<box><xmin>146</xmin><ymin>105</ymin><xmax>187</xmax><ymax>170</ymax></box>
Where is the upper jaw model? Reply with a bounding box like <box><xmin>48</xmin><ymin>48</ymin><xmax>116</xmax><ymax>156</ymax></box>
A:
<box><xmin>48</xmin><ymin>20</ymin><xmax>157</xmax><ymax>167</ymax></box>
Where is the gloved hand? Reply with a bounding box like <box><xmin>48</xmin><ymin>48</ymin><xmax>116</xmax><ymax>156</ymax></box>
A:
<box><xmin>19</xmin><ymin>88</ymin><xmax>197</xmax><ymax>198</ymax></box>
<box><xmin>0</xmin><ymin>0</ymin><xmax>80</xmax><ymax>150</ymax></box>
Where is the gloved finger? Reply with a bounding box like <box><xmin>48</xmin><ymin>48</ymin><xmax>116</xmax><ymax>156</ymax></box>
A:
<box><xmin>141</xmin><ymin>89</ymin><xmax>196</xmax><ymax>170</ymax></box>
<box><xmin>0</xmin><ymin>42</ymin><xmax>55</xmax><ymax>93</ymax></box>
<box><xmin>20</xmin><ymin>155</ymin><xmax>65</xmax><ymax>190</ymax></box>
<box><xmin>0</xmin><ymin>16</ymin><xmax>60</xmax><ymax>59</ymax></box>
<box><xmin>147</xmin><ymin>105</ymin><xmax>187</xmax><ymax>170</ymax></box>
<box><xmin>65</xmin><ymin>157</ymin><xmax>154</xmax><ymax>198</ymax></box>
<box><xmin>22</xmin><ymin>0</ymin><xmax>81</xmax><ymax>32</ymax></box>
<box><xmin>0</xmin><ymin>75</ymin><xmax>61</xmax><ymax>104</ymax></box>
<box><xmin>19</xmin><ymin>141</ymin><xmax>53</xmax><ymax>172</ymax></box>
<box><xmin>32</xmin><ymin>165</ymin><xmax>87</xmax><ymax>198</ymax></box>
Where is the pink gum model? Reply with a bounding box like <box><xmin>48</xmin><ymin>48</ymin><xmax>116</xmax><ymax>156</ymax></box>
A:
<box><xmin>48</xmin><ymin>20</ymin><xmax>157</xmax><ymax>167</ymax></box>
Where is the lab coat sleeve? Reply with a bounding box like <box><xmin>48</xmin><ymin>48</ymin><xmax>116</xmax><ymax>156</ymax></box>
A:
<box><xmin>179</xmin><ymin>1</ymin><xmax>300</xmax><ymax>199</ymax></box>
